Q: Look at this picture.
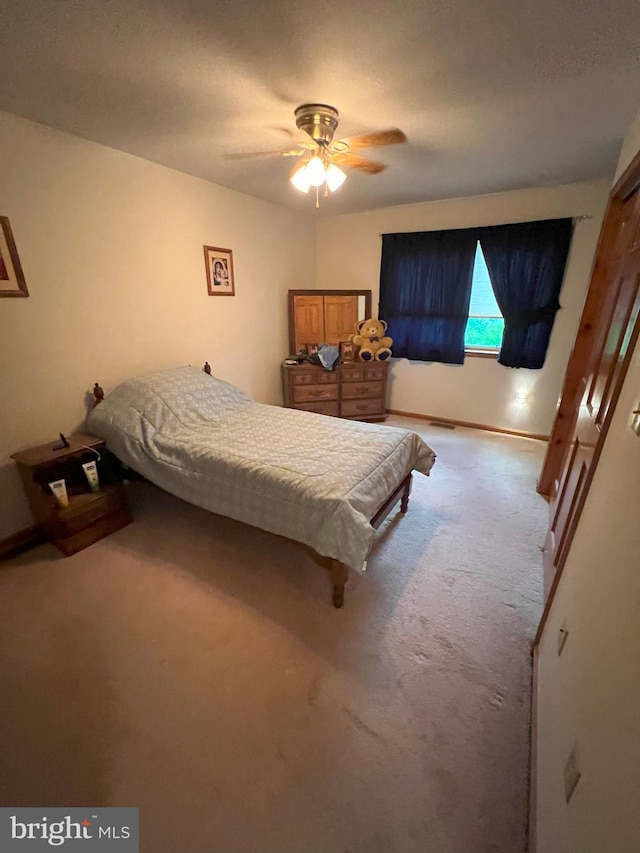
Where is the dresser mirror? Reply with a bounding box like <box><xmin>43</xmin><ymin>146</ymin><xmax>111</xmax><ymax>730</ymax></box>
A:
<box><xmin>288</xmin><ymin>289</ymin><xmax>372</xmax><ymax>355</ymax></box>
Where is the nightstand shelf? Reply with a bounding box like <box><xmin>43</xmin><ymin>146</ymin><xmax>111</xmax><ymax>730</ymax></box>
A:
<box><xmin>11</xmin><ymin>432</ymin><xmax>132</xmax><ymax>556</ymax></box>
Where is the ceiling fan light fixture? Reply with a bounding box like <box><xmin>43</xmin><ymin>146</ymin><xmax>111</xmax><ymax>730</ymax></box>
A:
<box><xmin>227</xmin><ymin>103</ymin><xmax>407</xmax><ymax>207</ymax></box>
<box><xmin>306</xmin><ymin>154</ymin><xmax>326</xmax><ymax>187</ymax></box>
<box><xmin>290</xmin><ymin>162</ymin><xmax>311</xmax><ymax>193</ymax></box>
<box><xmin>326</xmin><ymin>163</ymin><xmax>347</xmax><ymax>192</ymax></box>
<box><xmin>294</xmin><ymin>104</ymin><xmax>339</xmax><ymax>146</ymax></box>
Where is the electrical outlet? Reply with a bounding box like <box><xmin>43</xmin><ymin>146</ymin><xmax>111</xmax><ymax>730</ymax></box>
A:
<box><xmin>564</xmin><ymin>746</ymin><xmax>581</xmax><ymax>804</ymax></box>
<box><xmin>557</xmin><ymin>623</ymin><xmax>569</xmax><ymax>656</ymax></box>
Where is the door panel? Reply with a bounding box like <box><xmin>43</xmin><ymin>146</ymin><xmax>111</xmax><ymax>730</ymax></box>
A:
<box><xmin>544</xmin><ymin>438</ymin><xmax>589</xmax><ymax>590</ymax></box>
<box><xmin>585</xmin><ymin>274</ymin><xmax>624</xmax><ymax>418</ymax></box>
<box><xmin>323</xmin><ymin>295</ymin><xmax>359</xmax><ymax>345</ymax></box>
<box><xmin>595</xmin><ymin>273</ymin><xmax>640</xmax><ymax>425</ymax></box>
<box><xmin>553</xmin><ymin>446</ymin><xmax>589</xmax><ymax>570</ymax></box>
<box><xmin>293</xmin><ymin>295</ymin><xmax>324</xmax><ymax>352</ymax></box>
<box><xmin>542</xmin><ymin>182</ymin><xmax>640</xmax><ymax>593</ymax></box>
<box><xmin>538</xmin><ymin>183</ymin><xmax>639</xmax><ymax>496</ymax></box>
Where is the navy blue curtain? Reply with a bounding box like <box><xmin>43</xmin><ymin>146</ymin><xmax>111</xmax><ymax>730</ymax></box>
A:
<box><xmin>379</xmin><ymin>229</ymin><xmax>477</xmax><ymax>364</ymax></box>
<box><xmin>478</xmin><ymin>218</ymin><xmax>573</xmax><ymax>369</ymax></box>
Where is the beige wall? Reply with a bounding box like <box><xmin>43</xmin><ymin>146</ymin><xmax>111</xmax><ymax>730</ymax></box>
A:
<box><xmin>535</xmin><ymin>110</ymin><xmax>640</xmax><ymax>851</ymax></box>
<box><xmin>0</xmin><ymin>111</ymin><xmax>315</xmax><ymax>538</ymax></box>
<box><xmin>614</xmin><ymin>107</ymin><xmax>640</xmax><ymax>183</ymax></box>
<box><xmin>316</xmin><ymin>183</ymin><xmax>609</xmax><ymax>436</ymax></box>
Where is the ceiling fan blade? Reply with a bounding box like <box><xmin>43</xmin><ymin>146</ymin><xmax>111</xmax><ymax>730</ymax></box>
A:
<box><xmin>332</xmin><ymin>152</ymin><xmax>387</xmax><ymax>174</ymax></box>
<box><xmin>224</xmin><ymin>147</ymin><xmax>305</xmax><ymax>161</ymax></box>
<box><xmin>269</xmin><ymin>125</ymin><xmax>299</xmax><ymax>139</ymax></box>
<box><xmin>338</xmin><ymin>128</ymin><xmax>407</xmax><ymax>150</ymax></box>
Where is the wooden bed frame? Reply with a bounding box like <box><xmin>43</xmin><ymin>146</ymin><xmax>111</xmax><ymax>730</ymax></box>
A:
<box><xmin>330</xmin><ymin>472</ymin><xmax>412</xmax><ymax>608</ymax></box>
<box><xmin>92</xmin><ymin>365</ymin><xmax>414</xmax><ymax>609</ymax></box>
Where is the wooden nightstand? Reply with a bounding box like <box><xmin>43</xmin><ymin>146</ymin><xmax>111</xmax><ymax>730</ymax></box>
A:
<box><xmin>11</xmin><ymin>433</ymin><xmax>132</xmax><ymax>556</ymax></box>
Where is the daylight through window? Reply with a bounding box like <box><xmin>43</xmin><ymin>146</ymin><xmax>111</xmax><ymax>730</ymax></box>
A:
<box><xmin>464</xmin><ymin>242</ymin><xmax>504</xmax><ymax>350</ymax></box>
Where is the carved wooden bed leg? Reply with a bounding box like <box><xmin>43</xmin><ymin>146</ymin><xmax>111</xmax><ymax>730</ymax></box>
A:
<box><xmin>331</xmin><ymin>560</ymin><xmax>349</xmax><ymax>609</ymax></box>
<box><xmin>400</xmin><ymin>473</ymin><xmax>413</xmax><ymax>513</ymax></box>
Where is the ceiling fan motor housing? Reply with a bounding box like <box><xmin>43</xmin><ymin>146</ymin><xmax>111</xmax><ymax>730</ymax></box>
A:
<box><xmin>295</xmin><ymin>104</ymin><xmax>339</xmax><ymax>146</ymax></box>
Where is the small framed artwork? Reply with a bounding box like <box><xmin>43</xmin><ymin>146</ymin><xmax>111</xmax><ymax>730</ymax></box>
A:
<box><xmin>204</xmin><ymin>245</ymin><xmax>235</xmax><ymax>296</ymax></box>
<box><xmin>306</xmin><ymin>343</ymin><xmax>320</xmax><ymax>355</ymax></box>
<box><xmin>340</xmin><ymin>340</ymin><xmax>356</xmax><ymax>361</ymax></box>
<box><xmin>0</xmin><ymin>216</ymin><xmax>29</xmax><ymax>298</ymax></box>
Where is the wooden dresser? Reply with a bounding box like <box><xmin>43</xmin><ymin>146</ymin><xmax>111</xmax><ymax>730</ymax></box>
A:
<box><xmin>282</xmin><ymin>361</ymin><xmax>388</xmax><ymax>422</ymax></box>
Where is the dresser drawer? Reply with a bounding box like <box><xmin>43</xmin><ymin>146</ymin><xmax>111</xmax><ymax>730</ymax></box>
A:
<box><xmin>293</xmin><ymin>384</ymin><xmax>339</xmax><ymax>403</ymax></box>
<box><xmin>341</xmin><ymin>380</ymin><xmax>385</xmax><ymax>400</ymax></box>
<box><xmin>295</xmin><ymin>401</ymin><xmax>340</xmax><ymax>417</ymax></box>
<box><xmin>292</xmin><ymin>370</ymin><xmax>337</xmax><ymax>385</ymax></box>
<box><xmin>54</xmin><ymin>486</ymin><xmax>125</xmax><ymax>536</ymax></box>
<box><xmin>340</xmin><ymin>365</ymin><xmax>364</xmax><ymax>383</ymax></box>
<box><xmin>341</xmin><ymin>397</ymin><xmax>385</xmax><ymax>418</ymax></box>
<box><xmin>54</xmin><ymin>508</ymin><xmax>132</xmax><ymax>557</ymax></box>
<box><xmin>282</xmin><ymin>358</ymin><xmax>386</xmax><ymax>422</ymax></box>
<box><xmin>363</xmin><ymin>365</ymin><xmax>387</xmax><ymax>381</ymax></box>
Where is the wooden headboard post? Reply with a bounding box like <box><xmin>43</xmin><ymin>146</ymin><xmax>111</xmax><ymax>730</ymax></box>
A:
<box><xmin>203</xmin><ymin>362</ymin><xmax>212</xmax><ymax>375</ymax></box>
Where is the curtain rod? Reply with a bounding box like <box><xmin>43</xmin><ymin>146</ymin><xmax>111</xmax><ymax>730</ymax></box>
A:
<box><xmin>379</xmin><ymin>215</ymin><xmax>594</xmax><ymax>236</ymax></box>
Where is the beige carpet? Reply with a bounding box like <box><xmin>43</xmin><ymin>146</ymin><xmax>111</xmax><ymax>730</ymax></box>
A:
<box><xmin>0</xmin><ymin>417</ymin><xmax>546</xmax><ymax>853</ymax></box>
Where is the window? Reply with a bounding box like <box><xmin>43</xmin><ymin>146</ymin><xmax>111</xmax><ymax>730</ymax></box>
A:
<box><xmin>379</xmin><ymin>218</ymin><xmax>572</xmax><ymax>368</ymax></box>
<box><xmin>464</xmin><ymin>242</ymin><xmax>504</xmax><ymax>351</ymax></box>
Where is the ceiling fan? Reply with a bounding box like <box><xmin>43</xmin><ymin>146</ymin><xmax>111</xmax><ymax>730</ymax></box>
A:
<box><xmin>225</xmin><ymin>104</ymin><xmax>407</xmax><ymax>207</ymax></box>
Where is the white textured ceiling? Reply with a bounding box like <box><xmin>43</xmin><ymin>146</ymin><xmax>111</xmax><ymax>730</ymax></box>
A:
<box><xmin>1</xmin><ymin>0</ymin><xmax>639</xmax><ymax>216</ymax></box>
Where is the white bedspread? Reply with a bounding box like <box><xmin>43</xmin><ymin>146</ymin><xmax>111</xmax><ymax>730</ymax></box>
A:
<box><xmin>87</xmin><ymin>367</ymin><xmax>435</xmax><ymax>571</ymax></box>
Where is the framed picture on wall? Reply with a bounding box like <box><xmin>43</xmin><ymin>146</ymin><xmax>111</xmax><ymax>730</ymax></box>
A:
<box><xmin>0</xmin><ymin>216</ymin><xmax>29</xmax><ymax>297</ymax></box>
<box><xmin>204</xmin><ymin>245</ymin><xmax>235</xmax><ymax>296</ymax></box>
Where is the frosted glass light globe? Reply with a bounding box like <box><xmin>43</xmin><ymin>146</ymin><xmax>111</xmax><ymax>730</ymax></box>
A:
<box><xmin>290</xmin><ymin>163</ymin><xmax>311</xmax><ymax>193</ymax></box>
<box><xmin>306</xmin><ymin>155</ymin><xmax>326</xmax><ymax>187</ymax></box>
<box><xmin>326</xmin><ymin>163</ymin><xmax>347</xmax><ymax>192</ymax></box>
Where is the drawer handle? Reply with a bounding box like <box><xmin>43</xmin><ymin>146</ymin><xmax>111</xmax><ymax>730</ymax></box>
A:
<box><xmin>356</xmin><ymin>404</ymin><xmax>369</xmax><ymax>411</ymax></box>
<box><xmin>357</xmin><ymin>386</ymin><xmax>370</xmax><ymax>394</ymax></box>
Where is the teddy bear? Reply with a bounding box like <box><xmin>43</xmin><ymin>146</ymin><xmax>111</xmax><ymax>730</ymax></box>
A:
<box><xmin>351</xmin><ymin>318</ymin><xmax>393</xmax><ymax>362</ymax></box>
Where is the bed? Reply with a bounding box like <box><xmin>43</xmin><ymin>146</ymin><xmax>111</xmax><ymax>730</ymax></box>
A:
<box><xmin>87</xmin><ymin>365</ymin><xmax>436</xmax><ymax>607</ymax></box>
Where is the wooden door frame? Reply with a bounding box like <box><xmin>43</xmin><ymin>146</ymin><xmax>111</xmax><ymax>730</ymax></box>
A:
<box><xmin>534</xmin><ymin>147</ymin><xmax>640</xmax><ymax>647</ymax></box>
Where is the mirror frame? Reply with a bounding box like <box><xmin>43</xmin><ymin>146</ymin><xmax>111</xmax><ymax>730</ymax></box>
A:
<box><xmin>288</xmin><ymin>289</ymin><xmax>372</xmax><ymax>355</ymax></box>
